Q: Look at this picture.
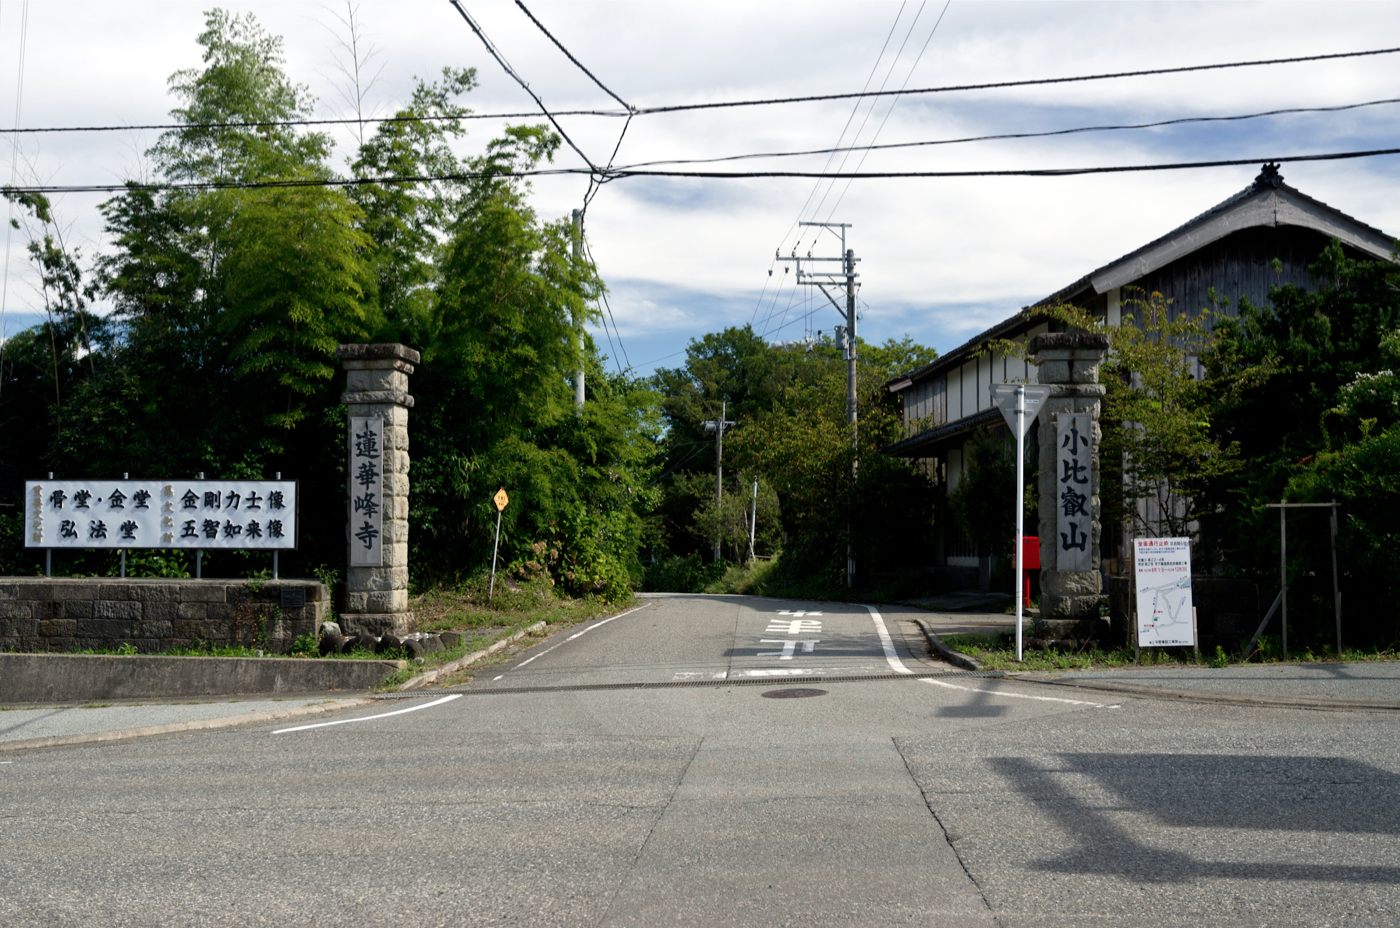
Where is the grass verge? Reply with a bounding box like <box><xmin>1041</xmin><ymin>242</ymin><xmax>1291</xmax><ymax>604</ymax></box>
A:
<box><xmin>938</xmin><ymin>632</ymin><xmax>1400</xmax><ymax>673</ymax></box>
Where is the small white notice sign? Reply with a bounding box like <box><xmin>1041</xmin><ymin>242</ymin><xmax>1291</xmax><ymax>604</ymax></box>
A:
<box><xmin>1134</xmin><ymin>537</ymin><xmax>1196</xmax><ymax>648</ymax></box>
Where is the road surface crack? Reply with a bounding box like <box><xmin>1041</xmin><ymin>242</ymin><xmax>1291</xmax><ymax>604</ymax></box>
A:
<box><xmin>595</xmin><ymin>736</ymin><xmax>704</xmax><ymax>927</ymax></box>
<box><xmin>893</xmin><ymin>736</ymin><xmax>1003</xmax><ymax>927</ymax></box>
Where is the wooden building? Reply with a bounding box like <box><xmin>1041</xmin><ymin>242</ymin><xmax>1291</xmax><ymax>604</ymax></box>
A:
<box><xmin>884</xmin><ymin>164</ymin><xmax>1396</xmax><ymax>587</ymax></box>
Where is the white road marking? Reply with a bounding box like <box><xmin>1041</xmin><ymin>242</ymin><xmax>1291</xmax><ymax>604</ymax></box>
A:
<box><xmin>492</xmin><ymin>675</ymin><xmax>505</xmax><ymax>682</ymax></box>
<box><xmin>766</xmin><ymin>619</ymin><xmax>823</xmax><ymax>635</ymax></box>
<box><xmin>274</xmin><ymin>694</ymin><xmax>461</xmax><ymax>733</ymax></box>
<box><xmin>862</xmin><ymin>603</ymin><xmax>1115</xmax><ymax>709</ymax></box>
<box><xmin>919</xmin><ymin>676</ymin><xmax>1114</xmax><ymax>708</ymax></box>
<box><xmin>758</xmin><ymin>639</ymin><xmax>819</xmax><ymax>660</ymax></box>
<box><xmin>506</xmin><ymin>604</ymin><xmax>649</xmax><ymax>674</ymax></box>
<box><xmin>742</xmin><ymin>668</ymin><xmax>823</xmax><ymax>677</ymax></box>
<box><xmin>777</xmin><ymin>609</ymin><xmax>823</xmax><ymax>617</ymax></box>
<box><xmin>864</xmin><ymin>604</ymin><xmax>914</xmax><ymax>675</ymax></box>
<box><xmin>0</xmin><ymin>760</ymin><xmax>14</xmax><ymax>765</ymax></box>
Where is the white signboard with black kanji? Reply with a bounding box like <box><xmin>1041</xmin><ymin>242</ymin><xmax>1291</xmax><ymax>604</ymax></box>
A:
<box><xmin>25</xmin><ymin>480</ymin><xmax>297</xmax><ymax>549</ymax></box>
<box><xmin>349</xmin><ymin>416</ymin><xmax>384</xmax><ymax>566</ymax></box>
<box><xmin>1055</xmin><ymin>413</ymin><xmax>1093</xmax><ymax>571</ymax></box>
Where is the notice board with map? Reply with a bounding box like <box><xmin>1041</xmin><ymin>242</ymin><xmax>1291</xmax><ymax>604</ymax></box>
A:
<box><xmin>1133</xmin><ymin>537</ymin><xmax>1196</xmax><ymax>648</ymax></box>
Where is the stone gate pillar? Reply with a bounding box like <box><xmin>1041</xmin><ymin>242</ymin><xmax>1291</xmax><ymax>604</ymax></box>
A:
<box><xmin>337</xmin><ymin>343</ymin><xmax>419</xmax><ymax>637</ymax></box>
<box><xmin>1030</xmin><ymin>332</ymin><xmax>1110</xmax><ymax>638</ymax></box>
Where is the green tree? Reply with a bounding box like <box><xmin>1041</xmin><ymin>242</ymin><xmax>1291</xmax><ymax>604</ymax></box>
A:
<box><xmin>351</xmin><ymin>66</ymin><xmax>477</xmax><ymax>346</ymax></box>
<box><xmin>408</xmin><ymin>124</ymin><xmax>656</xmax><ymax>598</ymax></box>
<box><xmin>1203</xmin><ymin>244</ymin><xmax>1400</xmax><ymax>643</ymax></box>
<box><xmin>650</xmin><ymin>326</ymin><xmax>938</xmax><ymax>593</ymax></box>
<box><xmin>1007</xmin><ymin>292</ymin><xmax>1237</xmax><ymax>547</ymax></box>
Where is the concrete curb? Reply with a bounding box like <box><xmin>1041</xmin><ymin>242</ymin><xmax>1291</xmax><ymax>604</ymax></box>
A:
<box><xmin>914</xmin><ymin>618</ymin><xmax>982</xmax><ymax>671</ymax></box>
<box><xmin>397</xmin><ymin>622</ymin><xmax>548</xmax><ymax>690</ymax></box>
<box><xmin>1014</xmin><ymin>672</ymin><xmax>1400</xmax><ymax>713</ymax></box>
<box><xmin>0</xmin><ymin>697</ymin><xmax>374</xmax><ymax>754</ymax></box>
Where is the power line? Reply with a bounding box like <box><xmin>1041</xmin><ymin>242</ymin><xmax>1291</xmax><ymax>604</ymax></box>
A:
<box><xmin>633</xmin><ymin>46</ymin><xmax>1400</xmax><ymax>116</ymax></box>
<box><xmin>0</xmin><ymin>109</ymin><xmax>627</xmax><ymax>136</ymax></box>
<box><xmin>1</xmin><ymin>0</ymin><xmax>31</xmax><ymax>364</ymax></box>
<box><xmin>616</xmin><ymin>97</ymin><xmax>1400</xmax><ymax>170</ymax></box>
<box><xmin>806</xmin><ymin>0</ymin><xmax>936</xmax><ymax>239</ymax></box>
<box><xmin>582</xmin><ymin>237</ymin><xmax>631</xmax><ymax>374</ymax></box>
<box><xmin>760</xmin><ymin>3</ymin><xmax>915</xmax><ymax>332</ymax></box>
<box><xmin>447</xmin><ymin>0</ymin><xmax>599</xmax><ymax>172</ymax></box>
<box><xmin>513</xmin><ymin>0</ymin><xmax>633</xmax><ymax>112</ymax></box>
<box><xmin>780</xmin><ymin>1</ymin><xmax>909</xmax><ymax>256</ymax></box>
<box><xmin>819</xmin><ymin>0</ymin><xmax>951</xmax><ymax>227</ymax></box>
<box><xmin>7</xmin><ymin>147</ymin><xmax>1400</xmax><ymax>195</ymax></box>
<box><xmin>7</xmin><ymin>46</ymin><xmax>1397</xmax><ymax>140</ymax></box>
<box><xmin>603</xmin><ymin>148</ymin><xmax>1400</xmax><ymax>178</ymax></box>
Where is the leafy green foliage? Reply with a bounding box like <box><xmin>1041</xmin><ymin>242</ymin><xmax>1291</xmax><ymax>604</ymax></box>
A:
<box><xmin>1010</xmin><ymin>291</ymin><xmax>1237</xmax><ymax>547</ymax></box>
<box><xmin>1200</xmin><ymin>243</ymin><xmax>1400</xmax><ymax>642</ymax></box>
<box><xmin>649</xmin><ymin>327</ymin><xmax>938</xmax><ymax>594</ymax></box>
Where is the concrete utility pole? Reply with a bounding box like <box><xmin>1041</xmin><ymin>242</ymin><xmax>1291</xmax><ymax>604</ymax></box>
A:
<box><xmin>702</xmin><ymin>399</ymin><xmax>736</xmax><ymax>563</ymax></box>
<box><xmin>778</xmin><ymin>223</ymin><xmax>859</xmax><ymax>432</ymax></box>
<box><xmin>572</xmin><ymin>209</ymin><xmax>585</xmax><ymax>413</ymax></box>
<box><xmin>777</xmin><ymin>222</ymin><xmax>860</xmax><ymax>585</ymax></box>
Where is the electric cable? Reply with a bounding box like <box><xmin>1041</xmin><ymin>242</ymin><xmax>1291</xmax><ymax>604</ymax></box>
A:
<box><xmin>6</xmin><ymin>147</ymin><xmax>1400</xmax><ymax>195</ymax></box>
<box><xmin>806</xmin><ymin>0</ymin><xmax>934</xmax><ymax>242</ymax></box>
<box><xmin>583</xmin><ymin>236</ymin><xmax>632</xmax><ymax>374</ymax></box>
<box><xmin>821</xmin><ymin>0</ymin><xmax>951</xmax><ymax>227</ymax></box>
<box><xmin>513</xmin><ymin>0</ymin><xmax>633</xmax><ymax>112</ymax></box>
<box><xmin>614</xmin><ymin>97</ymin><xmax>1400</xmax><ymax>170</ymax></box>
<box><xmin>777</xmin><ymin>1</ymin><xmax>908</xmax><ymax>259</ymax></box>
<box><xmin>9</xmin><ymin>46</ymin><xmax>1396</xmax><ymax>139</ymax></box>
<box><xmin>447</xmin><ymin>0</ymin><xmax>599</xmax><ymax>172</ymax></box>
<box><xmin>633</xmin><ymin>46</ymin><xmax>1400</xmax><ymax>116</ymax></box>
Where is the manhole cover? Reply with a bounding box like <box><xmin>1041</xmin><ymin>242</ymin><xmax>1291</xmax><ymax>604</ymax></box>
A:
<box><xmin>761</xmin><ymin>687</ymin><xmax>828</xmax><ymax>699</ymax></box>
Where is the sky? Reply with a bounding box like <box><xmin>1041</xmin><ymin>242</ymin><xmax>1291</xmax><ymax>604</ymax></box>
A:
<box><xmin>2</xmin><ymin>0</ymin><xmax>1399</xmax><ymax>379</ymax></box>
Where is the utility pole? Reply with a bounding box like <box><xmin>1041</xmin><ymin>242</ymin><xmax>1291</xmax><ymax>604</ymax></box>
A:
<box><xmin>702</xmin><ymin>398</ymin><xmax>736</xmax><ymax>563</ymax></box>
<box><xmin>777</xmin><ymin>222</ymin><xmax>860</xmax><ymax>585</ymax></box>
<box><xmin>572</xmin><ymin>208</ymin><xmax>585</xmax><ymax>413</ymax></box>
<box><xmin>748</xmin><ymin>479</ymin><xmax>758</xmax><ymax>564</ymax></box>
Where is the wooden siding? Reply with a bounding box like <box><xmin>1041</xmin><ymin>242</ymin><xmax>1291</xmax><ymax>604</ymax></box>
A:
<box><xmin>1129</xmin><ymin>226</ymin><xmax>1338</xmax><ymax>327</ymax></box>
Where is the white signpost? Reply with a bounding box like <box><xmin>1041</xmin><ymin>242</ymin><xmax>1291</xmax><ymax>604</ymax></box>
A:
<box><xmin>1133</xmin><ymin>537</ymin><xmax>1196</xmax><ymax>648</ymax></box>
<box><xmin>990</xmin><ymin>383</ymin><xmax>1051</xmax><ymax>661</ymax></box>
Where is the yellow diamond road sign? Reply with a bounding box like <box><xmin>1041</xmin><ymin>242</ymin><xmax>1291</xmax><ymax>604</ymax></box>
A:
<box><xmin>493</xmin><ymin>488</ymin><xmax>509</xmax><ymax>512</ymax></box>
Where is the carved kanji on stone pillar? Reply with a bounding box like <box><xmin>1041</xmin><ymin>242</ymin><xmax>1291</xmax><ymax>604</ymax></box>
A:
<box><xmin>1030</xmin><ymin>332</ymin><xmax>1110</xmax><ymax>637</ymax></box>
<box><xmin>337</xmin><ymin>343</ymin><xmax>419</xmax><ymax>637</ymax></box>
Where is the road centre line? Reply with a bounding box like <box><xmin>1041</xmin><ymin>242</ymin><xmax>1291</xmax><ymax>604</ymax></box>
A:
<box><xmin>512</xmin><ymin>603</ymin><xmax>649</xmax><ymax>670</ymax></box>
<box><xmin>274</xmin><ymin>694</ymin><xmax>461</xmax><ymax>733</ymax></box>
<box><xmin>862</xmin><ymin>603</ymin><xmax>1115</xmax><ymax>708</ymax></box>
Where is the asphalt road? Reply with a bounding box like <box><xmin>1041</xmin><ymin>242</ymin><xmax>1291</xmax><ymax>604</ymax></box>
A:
<box><xmin>3</xmin><ymin>594</ymin><xmax>1398</xmax><ymax>927</ymax></box>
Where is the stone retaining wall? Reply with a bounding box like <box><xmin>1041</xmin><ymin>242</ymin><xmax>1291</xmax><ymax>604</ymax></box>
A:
<box><xmin>0</xmin><ymin>578</ymin><xmax>328</xmax><ymax>653</ymax></box>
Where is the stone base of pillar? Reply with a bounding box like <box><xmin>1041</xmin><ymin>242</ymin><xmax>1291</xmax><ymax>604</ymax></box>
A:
<box><xmin>1033</xmin><ymin>614</ymin><xmax>1112</xmax><ymax>643</ymax></box>
<box><xmin>1040</xmin><ymin>569</ymin><xmax>1109</xmax><ymax>641</ymax></box>
<box><xmin>340</xmin><ymin>611</ymin><xmax>415</xmax><ymax>637</ymax></box>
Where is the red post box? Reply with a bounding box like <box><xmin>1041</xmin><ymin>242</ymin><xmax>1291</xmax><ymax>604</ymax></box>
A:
<box><xmin>1020</xmin><ymin>536</ymin><xmax>1040</xmax><ymax>606</ymax></box>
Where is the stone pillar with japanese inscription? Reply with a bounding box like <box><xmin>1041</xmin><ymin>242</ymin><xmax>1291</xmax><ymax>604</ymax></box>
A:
<box><xmin>338</xmin><ymin>343</ymin><xmax>419</xmax><ymax>637</ymax></box>
<box><xmin>1030</xmin><ymin>332</ymin><xmax>1110</xmax><ymax>638</ymax></box>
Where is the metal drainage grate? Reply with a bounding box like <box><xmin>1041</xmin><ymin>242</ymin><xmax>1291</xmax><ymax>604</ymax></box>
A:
<box><xmin>761</xmin><ymin>687</ymin><xmax>828</xmax><ymax>699</ymax></box>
